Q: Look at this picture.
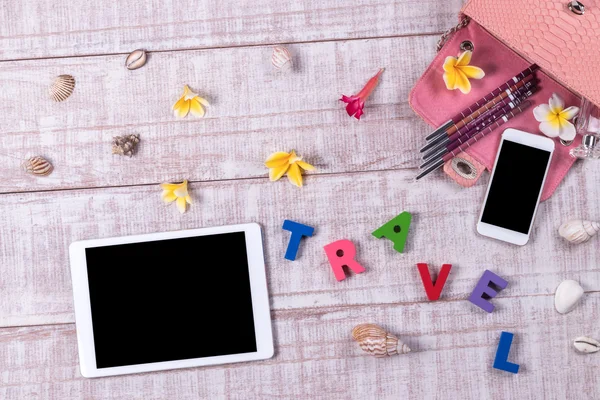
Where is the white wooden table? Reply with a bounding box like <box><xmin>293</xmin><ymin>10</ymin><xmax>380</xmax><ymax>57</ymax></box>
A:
<box><xmin>1</xmin><ymin>1</ymin><xmax>599</xmax><ymax>399</ymax></box>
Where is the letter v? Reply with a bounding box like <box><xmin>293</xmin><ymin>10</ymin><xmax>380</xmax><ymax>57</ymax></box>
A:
<box><xmin>416</xmin><ymin>263</ymin><xmax>452</xmax><ymax>301</ymax></box>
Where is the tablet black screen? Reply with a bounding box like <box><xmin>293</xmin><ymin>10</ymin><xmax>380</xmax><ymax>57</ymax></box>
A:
<box><xmin>85</xmin><ymin>232</ymin><xmax>257</xmax><ymax>368</ymax></box>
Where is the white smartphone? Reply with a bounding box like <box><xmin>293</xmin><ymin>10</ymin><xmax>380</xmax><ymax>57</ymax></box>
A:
<box><xmin>477</xmin><ymin>128</ymin><xmax>555</xmax><ymax>245</ymax></box>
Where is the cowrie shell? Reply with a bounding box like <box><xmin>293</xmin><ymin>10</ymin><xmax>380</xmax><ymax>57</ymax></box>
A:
<box><xmin>125</xmin><ymin>49</ymin><xmax>147</xmax><ymax>70</ymax></box>
<box><xmin>573</xmin><ymin>337</ymin><xmax>600</xmax><ymax>354</ymax></box>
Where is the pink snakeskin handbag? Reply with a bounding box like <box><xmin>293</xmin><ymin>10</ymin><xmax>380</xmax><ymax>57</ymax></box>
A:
<box><xmin>409</xmin><ymin>0</ymin><xmax>599</xmax><ymax>200</ymax></box>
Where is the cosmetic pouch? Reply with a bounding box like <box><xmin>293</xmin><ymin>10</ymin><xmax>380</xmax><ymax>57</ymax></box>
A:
<box><xmin>409</xmin><ymin>0</ymin><xmax>599</xmax><ymax>200</ymax></box>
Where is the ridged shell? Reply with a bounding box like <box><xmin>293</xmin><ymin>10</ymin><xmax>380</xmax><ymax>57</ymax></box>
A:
<box><xmin>271</xmin><ymin>46</ymin><xmax>292</xmax><ymax>71</ymax></box>
<box><xmin>112</xmin><ymin>134</ymin><xmax>140</xmax><ymax>157</ymax></box>
<box><xmin>351</xmin><ymin>323</ymin><xmax>411</xmax><ymax>357</ymax></box>
<box><xmin>573</xmin><ymin>336</ymin><xmax>600</xmax><ymax>354</ymax></box>
<box><xmin>125</xmin><ymin>49</ymin><xmax>147</xmax><ymax>70</ymax></box>
<box><xmin>559</xmin><ymin>219</ymin><xmax>599</xmax><ymax>244</ymax></box>
<box><xmin>49</xmin><ymin>75</ymin><xmax>75</xmax><ymax>102</ymax></box>
<box><xmin>554</xmin><ymin>280</ymin><xmax>584</xmax><ymax>314</ymax></box>
<box><xmin>22</xmin><ymin>156</ymin><xmax>53</xmax><ymax>176</ymax></box>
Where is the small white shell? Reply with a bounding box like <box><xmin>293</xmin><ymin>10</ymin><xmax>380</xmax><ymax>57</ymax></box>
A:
<box><xmin>125</xmin><ymin>49</ymin><xmax>147</xmax><ymax>70</ymax></box>
<box><xmin>271</xmin><ymin>46</ymin><xmax>292</xmax><ymax>71</ymax></box>
<box><xmin>573</xmin><ymin>336</ymin><xmax>600</xmax><ymax>353</ymax></box>
<box><xmin>49</xmin><ymin>75</ymin><xmax>75</xmax><ymax>102</ymax></box>
<box><xmin>351</xmin><ymin>323</ymin><xmax>411</xmax><ymax>357</ymax></box>
<box><xmin>554</xmin><ymin>280</ymin><xmax>584</xmax><ymax>314</ymax></box>
<box><xmin>22</xmin><ymin>156</ymin><xmax>53</xmax><ymax>176</ymax></box>
<box><xmin>559</xmin><ymin>219</ymin><xmax>599</xmax><ymax>244</ymax></box>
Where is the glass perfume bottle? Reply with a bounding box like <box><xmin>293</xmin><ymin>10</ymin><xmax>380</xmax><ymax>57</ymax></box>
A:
<box><xmin>570</xmin><ymin>97</ymin><xmax>600</xmax><ymax>159</ymax></box>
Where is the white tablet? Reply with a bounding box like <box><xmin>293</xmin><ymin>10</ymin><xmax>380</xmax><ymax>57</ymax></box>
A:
<box><xmin>69</xmin><ymin>223</ymin><xmax>274</xmax><ymax>378</ymax></box>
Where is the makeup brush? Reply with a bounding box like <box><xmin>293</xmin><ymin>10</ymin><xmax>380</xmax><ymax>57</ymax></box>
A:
<box><xmin>416</xmin><ymin>101</ymin><xmax>532</xmax><ymax>180</ymax></box>
<box><xmin>421</xmin><ymin>75</ymin><xmax>536</xmax><ymax>153</ymax></box>
<box><xmin>419</xmin><ymin>94</ymin><xmax>535</xmax><ymax>170</ymax></box>
<box><xmin>420</xmin><ymin>84</ymin><xmax>538</xmax><ymax>164</ymax></box>
<box><xmin>423</xmin><ymin>64</ymin><xmax>538</xmax><ymax>142</ymax></box>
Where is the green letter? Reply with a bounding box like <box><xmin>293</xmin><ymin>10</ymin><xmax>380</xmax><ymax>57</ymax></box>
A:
<box><xmin>372</xmin><ymin>212</ymin><xmax>412</xmax><ymax>253</ymax></box>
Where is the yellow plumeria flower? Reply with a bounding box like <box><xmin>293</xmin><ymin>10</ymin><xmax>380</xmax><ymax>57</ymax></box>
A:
<box><xmin>160</xmin><ymin>180</ymin><xmax>192</xmax><ymax>214</ymax></box>
<box><xmin>172</xmin><ymin>85</ymin><xmax>209</xmax><ymax>118</ymax></box>
<box><xmin>533</xmin><ymin>93</ymin><xmax>579</xmax><ymax>141</ymax></box>
<box><xmin>265</xmin><ymin>150</ymin><xmax>315</xmax><ymax>188</ymax></box>
<box><xmin>442</xmin><ymin>50</ymin><xmax>485</xmax><ymax>94</ymax></box>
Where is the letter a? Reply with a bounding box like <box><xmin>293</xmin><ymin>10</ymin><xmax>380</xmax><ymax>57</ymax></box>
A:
<box><xmin>323</xmin><ymin>240</ymin><xmax>365</xmax><ymax>281</ymax></box>
<box><xmin>372</xmin><ymin>212</ymin><xmax>412</xmax><ymax>253</ymax></box>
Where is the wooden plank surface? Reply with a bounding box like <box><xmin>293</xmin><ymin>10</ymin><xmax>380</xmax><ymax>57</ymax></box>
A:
<box><xmin>2</xmin><ymin>0</ymin><xmax>600</xmax><ymax>398</ymax></box>
<box><xmin>0</xmin><ymin>36</ymin><xmax>433</xmax><ymax>194</ymax></box>
<box><xmin>1</xmin><ymin>296</ymin><xmax>599</xmax><ymax>399</ymax></box>
<box><xmin>0</xmin><ymin>165</ymin><xmax>598</xmax><ymax>328</ymax></box>
<box><xmin>0</xmin><ymin>0</ymin><xmax>462</xmax><ymax>61</ymax></box>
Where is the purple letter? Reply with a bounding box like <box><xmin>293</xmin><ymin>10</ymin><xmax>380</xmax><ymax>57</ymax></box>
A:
<box><xmin>468</xmin><ymin>270</ymin><xmax>508</xmax><ymax>313</ymax></box>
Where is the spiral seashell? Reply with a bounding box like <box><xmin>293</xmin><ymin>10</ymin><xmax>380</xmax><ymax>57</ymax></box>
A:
<box><xmin>271</xmin><ymin>46</ymin><xmax>292</xmax><ymax>71</ymax></box>
<box><xmin>559</xmin><ymin>219</ymin><xmax>599</xmax><ymax>244</ymax></box>
<box><xmin>49</xmin><ymin>75</ymin><xmax>75</xmax><ymax>102</ymax></box>
<box><xmin>351</xmin><ymin>323</ymin><xmax>410</xmax><ymax>357</ymax></box>
<box><xmin>22</xmin><ymin>156</ymin><xmax>53</xmax><ymax>176</ymax></box>
<box><xmin>125</xmin><ymin>49</ymin><xmax>147</xmax><ymax>70</ymax></box>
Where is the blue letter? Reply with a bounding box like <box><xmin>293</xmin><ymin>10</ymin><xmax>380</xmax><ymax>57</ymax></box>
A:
<box><xmin>282</xmin><ymin>220</ymin><xmax>314</xmax><ymax>261</ymax></box>
<box><xmin>493</xmin><ymin>332</ymin><xmax>520</xmax><ymax>374</ymax></box>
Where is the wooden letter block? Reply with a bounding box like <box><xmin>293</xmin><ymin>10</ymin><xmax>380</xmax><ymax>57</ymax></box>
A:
<box><xmin>323</xmin><ymin>240</ymin><xmax>365</xmax><ymax>281</ymax></box>
<box><xmin>372</xmin><ymin>212</ymin><xmax>412</xmax><ymax>253</ymax></box>
<box><xmin>493</xmin><ymin>331</ymin><xmax>520</xmax><ymax>374</ymax></box>
<box><xmin>468</xmin><ymin>270</ymin><xmax>508</xmax><ymax>313</ymax></box>
<box><xmin>417</xmin><ymin>263</ymin><xmax>452</xmax><ymax>301</ymax></box>
<box><xmin>282</xmin><ymin>220</ymin><xmax>314</xmax><ymax>261</ymax></box>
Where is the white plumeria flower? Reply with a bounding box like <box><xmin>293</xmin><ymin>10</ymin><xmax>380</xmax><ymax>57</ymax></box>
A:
<box><xmin>533</xmin><ymin>93</ymin><xmax>579</xmax><ymax>141</ymax></box>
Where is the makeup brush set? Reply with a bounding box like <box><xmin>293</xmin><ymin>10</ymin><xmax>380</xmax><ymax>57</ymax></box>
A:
<box><xmin>416</xmin><ymin>65</ymin><xmax>539</xmax><ymax>180</ymax></box>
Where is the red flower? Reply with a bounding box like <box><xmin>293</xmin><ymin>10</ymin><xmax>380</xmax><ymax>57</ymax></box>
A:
<box><xmin>340</xmin><ymin>68</ymin><xmax>384</xmax><ymax>120</ymax></box>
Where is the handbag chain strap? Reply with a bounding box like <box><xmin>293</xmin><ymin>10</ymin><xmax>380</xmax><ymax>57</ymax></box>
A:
<box><xmin>436</xmin><ymin>15</ymin><xmax>471</xmax><ymax>52</ymax></box>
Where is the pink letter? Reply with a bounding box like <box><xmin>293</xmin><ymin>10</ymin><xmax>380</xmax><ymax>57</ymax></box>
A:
<box><xmin>323</xmin><ymin>240</ymin><xmax>365</xmax><ymax>281</ymax></box>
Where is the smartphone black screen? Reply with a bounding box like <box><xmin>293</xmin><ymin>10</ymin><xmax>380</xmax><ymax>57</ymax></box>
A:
<box><xmin>85</xmin><ymin>232</ymin><xmax>257</xmax><ymax>369</ymax></box>
<box><xmin>480</xmin><ymin>140</ymin><xmax>551</xmax><ymax>234</ymax></box>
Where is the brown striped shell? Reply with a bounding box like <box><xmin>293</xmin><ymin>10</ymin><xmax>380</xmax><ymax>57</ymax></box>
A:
<box><xmin>23</xmin><ymin>156</ymin><xmax>53</xmax><ymax>176</ymax></box>
<box><xmin>351</xmin><ymin>324</ymin><xmax>410</xmax><ymax>357</ymax></box>
<box><xmin>49</xmin><ymin>75</ymin><xmax>75</xmax><ymax>102</ymax></box>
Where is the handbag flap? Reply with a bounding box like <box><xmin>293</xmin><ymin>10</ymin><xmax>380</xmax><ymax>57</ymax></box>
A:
<box><xmin>462</xmin><ymin>0</ymin><xmax>600</xmax><ymax>106</ymax></box>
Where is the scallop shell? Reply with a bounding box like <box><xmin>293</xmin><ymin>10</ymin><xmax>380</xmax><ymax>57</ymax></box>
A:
<box><xmin>573</xmin><ymin>336</ymin><xmax>600</xmax><ymax>354</ymax></box>
<box><xmin>49</xmin><ymin>75</ymin><xmax>75</xmax><ymax>102</ymax></box>
<box><xmin>554</xmin><ymin>280</ymin><xmax>584</xmax><ymax>314</ymax></box>
<box><xmin>559</xmin><ymin>219</ymin><xmax>599</xmax><ymax>244</ymax></box>
<box><xmin>125</xmin><ymin>49</ymin><xmax>147</xmax><ymax>70</ymax></box>
<box><xmin>22</xmin><ymin>156</ymin><xmax>53</xmax><ymax>176</ymax></box>
<box><xmin>351</xmin><ymin>323</ymin><xmax>411</xmax><ymax>357</ymax></box>
<box><xmin>271</xmin><ymin>46</ymin><xmax>292</xmax><ymax>71</ymax></box>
